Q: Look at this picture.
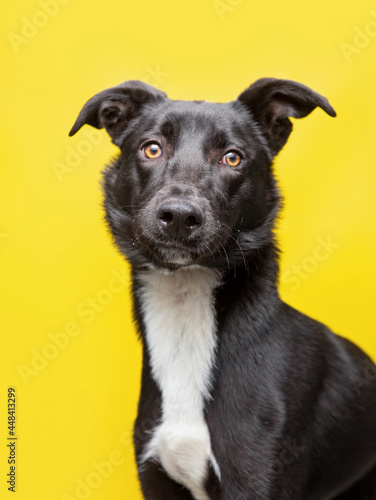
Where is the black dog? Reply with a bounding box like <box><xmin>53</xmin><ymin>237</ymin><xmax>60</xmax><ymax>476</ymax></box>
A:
<box><xmin>70</xmin><ymin>78</ymin><xmax>376</xmax><ymax>499</ymax></box>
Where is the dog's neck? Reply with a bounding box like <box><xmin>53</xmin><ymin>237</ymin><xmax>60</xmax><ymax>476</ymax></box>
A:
<box><xmin>135</xmin><ymin>266</ymin><xmax>222</xmax><ymax>499</ymax></box>
<box><xmin>215</xmin><ymin>242</ymin><xmax>280</xmax><ymax>337</ymax></box>
<box><xmin>132</xmin><ymin>244</ymin><xmax>279</xmax><ymax>499</ymax></box>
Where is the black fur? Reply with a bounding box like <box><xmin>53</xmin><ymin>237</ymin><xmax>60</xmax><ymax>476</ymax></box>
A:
<box><xmin>70</xmin><ymin>78</ymin><xmax>376</xmax><ymax>499</ymax></box>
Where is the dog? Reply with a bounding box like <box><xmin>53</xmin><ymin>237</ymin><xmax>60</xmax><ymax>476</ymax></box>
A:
<box><xmin>70</xmin><ymin>78</ymin><xmax>376</xmax><ymax>499</ymax></box>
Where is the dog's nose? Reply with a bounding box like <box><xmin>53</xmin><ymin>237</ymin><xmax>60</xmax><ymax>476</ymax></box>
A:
<box><xmin>156</xmin><ymin>199</ymin><xmax>203</xmax><ymax>239</ymax></box>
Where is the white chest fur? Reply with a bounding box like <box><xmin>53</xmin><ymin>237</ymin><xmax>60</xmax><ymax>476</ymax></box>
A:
<box><xmin>137</xmin><ymin>267</ymin><xmax>221</xmax><ymax>500</ymax></box>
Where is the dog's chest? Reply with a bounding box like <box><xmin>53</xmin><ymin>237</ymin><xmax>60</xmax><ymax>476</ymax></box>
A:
<box><xmin>137</xmin><ymin>267</ymin><xmax>221</xmax><ymax>500</ymax></box>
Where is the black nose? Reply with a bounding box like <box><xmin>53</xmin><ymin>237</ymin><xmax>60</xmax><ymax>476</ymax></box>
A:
<box><xmin>156</xmin><ymin>199</ymin><xmax>203</xmax><ymax>240</ymax></box>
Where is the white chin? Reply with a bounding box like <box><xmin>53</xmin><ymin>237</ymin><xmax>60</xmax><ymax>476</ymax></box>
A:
<box><xmin>158</xmin><ymin>247</ymin><xmax>194</xmax><ymax>266</ymax></box>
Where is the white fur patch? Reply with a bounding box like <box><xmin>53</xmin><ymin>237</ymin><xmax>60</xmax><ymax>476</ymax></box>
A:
<box><xmin>138</xmin><ymin>267</ymin><xmax>221</xmax><ymax>500</ymax></box>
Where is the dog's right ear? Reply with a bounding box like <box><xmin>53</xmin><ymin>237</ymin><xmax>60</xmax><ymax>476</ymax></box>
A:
<box><xmin>69</xmin><ymin>80</ymin><xmax>167</xmax><ymax>144</ymax></box>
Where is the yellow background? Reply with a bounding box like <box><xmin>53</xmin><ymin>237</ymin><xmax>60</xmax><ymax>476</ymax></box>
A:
<box><xmin>1</xmin><ymin>1</ymin><xmax>376</xmax><ymax>498</ymax></box>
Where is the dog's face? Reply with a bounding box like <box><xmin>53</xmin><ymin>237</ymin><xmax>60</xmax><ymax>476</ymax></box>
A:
<box><xmin>70</xmin><ymin>79</ymin><xmax>335</xmax><ymax>270</ymax></box>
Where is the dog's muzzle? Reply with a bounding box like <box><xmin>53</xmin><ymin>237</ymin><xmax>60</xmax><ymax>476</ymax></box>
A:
<box><xmin>135</xmin><ymin>191</ymin><xmax>225</xmax><ymax>266</ymax></box>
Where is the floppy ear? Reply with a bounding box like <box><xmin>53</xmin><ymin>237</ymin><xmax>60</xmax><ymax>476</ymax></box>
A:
<box><xmin>237</xmin><ymin>78</ymin><xmax>336</xmax><ymax>155</ymax></box>
<box><xmin>69</xmin><ymin>80</ymin><xmax>167</xmax><ymax>144</ymax></box>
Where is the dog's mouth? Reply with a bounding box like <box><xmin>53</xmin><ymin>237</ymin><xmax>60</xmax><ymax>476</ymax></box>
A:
<box><xmin>137</xmin><ymin>236</ymin><xmax>204</xmax><ymax>266</ymax></box>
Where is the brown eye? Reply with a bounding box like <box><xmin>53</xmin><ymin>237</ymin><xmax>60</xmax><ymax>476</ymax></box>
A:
<box><xmin>222</xmin><ymin>151</ymin><xmax>242</xmax><ymax>167</ymax></box>
<box><xmin>142</xmin><ymin>143</ymin><xmax>162</xmax><ymax>159</ymax></box>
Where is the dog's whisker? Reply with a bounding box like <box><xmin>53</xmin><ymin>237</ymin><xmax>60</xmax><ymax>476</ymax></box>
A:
<box><xmin>220</xmin><ymin>244</ymin><xmax>230</xmax><ymax>273</ymax></box>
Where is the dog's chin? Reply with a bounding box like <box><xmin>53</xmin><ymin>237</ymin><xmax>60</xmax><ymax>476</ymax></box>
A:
<box><xmin>139</xmin><ymin>238</ymin><xmax>202</xmax><ymax>267</ymax></box>
<box><xmin>157</xmin><ymin>247</ymin><xmax>195</xmax><ymax>266</ymax></box>
<box><xmin>136</xmin><ymin>232</ymin><xmax>225</xmax><ymax>268</ymax></box>
<box><xmin>146</xmin><ymin>244</ymin><xmax>197</xmax><ymax>267</ymax></box>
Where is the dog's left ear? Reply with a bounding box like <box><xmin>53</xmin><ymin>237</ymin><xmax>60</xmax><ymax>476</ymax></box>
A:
<box><xmin>237</xmin><ymin>78</ymin><xmax>336</xmax><ymax>155</ymax></box>
<box><xmin>69</xmin><ymin>80</ymin><xmax>167</xmax><ymax>144</ymax></box>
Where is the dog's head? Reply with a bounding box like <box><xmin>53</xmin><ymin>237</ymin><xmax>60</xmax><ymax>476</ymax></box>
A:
<box><xmin>70</xmin><ymin>78</ymin><xmax>335</xmax><ymax>270</ymax></box>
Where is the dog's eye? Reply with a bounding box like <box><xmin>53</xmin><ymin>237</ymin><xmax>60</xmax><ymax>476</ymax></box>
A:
<box><xmin>222</xmin><ymin>151</ymin><xmax>242</xmax><ymax>167</ymax></box>
<box><xmin>142</xmin><ymin>143</ymin><xmax>162</xmax><ymax>159</ymax></box>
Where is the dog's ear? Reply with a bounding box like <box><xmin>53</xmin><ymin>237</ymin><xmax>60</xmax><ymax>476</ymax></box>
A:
<box><xmin>69</xmin><ymin>80</ymin><xmax>167</xmax><ymax>144</ymax></box>
<box><xmin>237</xmin><ymin>78</ymin><xmax>336</xmax><ymax>155</ymax></box>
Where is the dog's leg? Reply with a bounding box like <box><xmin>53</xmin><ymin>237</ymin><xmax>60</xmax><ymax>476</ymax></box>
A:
<box><xmin>331</xmin><ymin>464</ymin><xmax>376</xmax><ymax>499</ymax></box>
<box><xmin>139</xmin><ymin>461</ymin><xmax>194</xmax><ymax>500</ymax></box>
